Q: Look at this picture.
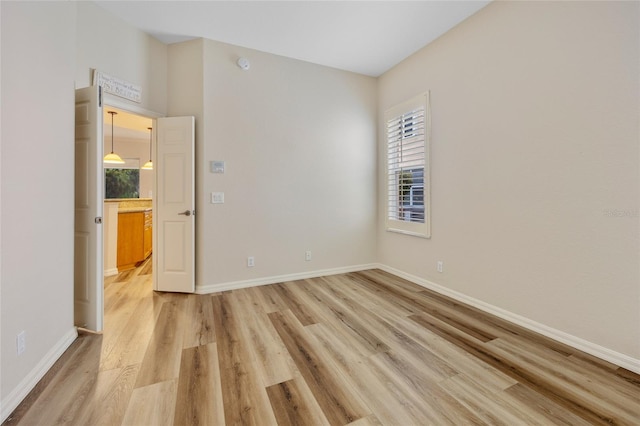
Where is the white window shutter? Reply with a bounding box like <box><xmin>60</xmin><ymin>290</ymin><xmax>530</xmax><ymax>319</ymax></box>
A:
<box><xmin>385</xmin><ymin>92</ymin><xmax>431</xmax><ymax>238</ymax></box>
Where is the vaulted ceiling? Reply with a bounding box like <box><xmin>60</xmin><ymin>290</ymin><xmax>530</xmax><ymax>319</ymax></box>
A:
<box><xmin>95</xmin><ymin>1</ymin><xmax>490</xmax><ymax>77</ymax></box>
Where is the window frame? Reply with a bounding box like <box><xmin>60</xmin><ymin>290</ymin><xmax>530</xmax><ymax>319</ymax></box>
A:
<box><xmin>384</xmin><ymin>92</ymin><xmax>431</xmax><ymax>238</ymax></box>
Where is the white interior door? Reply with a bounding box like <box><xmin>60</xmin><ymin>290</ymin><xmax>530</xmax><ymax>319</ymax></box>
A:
<box><xmin>154</xmin><ymin>116</ymin><xmax>195</xmax><ymax>293</ymax></box>
<box><xmin>74</xmin><ymin>86</ymin><xmax>104</xmax><ymax>331</ymax></box>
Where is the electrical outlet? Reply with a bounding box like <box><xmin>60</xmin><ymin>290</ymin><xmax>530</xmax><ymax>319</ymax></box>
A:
<box><xmin>247</xmin><ymin>256</ymin><xmax>255</xmax><ymax>267</ymax></box>
<box><xmin>437</xmin><ymin>261</ymin><xmax>443</xmax><ymax>273</ymax></box>
<box><xmin>17</xmin><ymin>331</ymin><xmax>26</xmax><ymax>356</ymax></box>
<box><xmin>305</xmin><ymin>250</ymin><xmax>312</xmax><ymax>261</ymax></box>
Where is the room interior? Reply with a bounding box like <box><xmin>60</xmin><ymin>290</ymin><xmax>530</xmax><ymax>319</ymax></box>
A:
<box><xmin>102</xmin><ymin>108</ymin><xmax>155</xmax><ymax>276</ymax></box>
<box><xmin>1</xmin><ymin>0</ymin><xmax>638</xmax><ymax>423</ymax></box>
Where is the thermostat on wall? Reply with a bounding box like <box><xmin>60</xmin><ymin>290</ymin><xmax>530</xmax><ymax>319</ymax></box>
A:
<box><xmin>210</xmin><ymin>160</ymin><xmax>225</xmax><ymax>173</ymax></box>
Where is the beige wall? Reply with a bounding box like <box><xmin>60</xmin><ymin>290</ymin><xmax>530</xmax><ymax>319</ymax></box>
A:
<box><xmin>166</xmin><ymin>39</ymin><xmax>206</xmax><ymax>288</ymax></box>
<box><xmin>167</xmin><ymin>39</ymin><xmax>378</xmax><ymax>288</ymax></box>
<box><xmin>75</xmin><ymin>1</ymin><xmax>167</xmax><ymax>115</ymax></box>
<box><xmin>166</xmin><ymin>38</ymin><xmax>204</xmax><ymax>213</ymax></box>
<box><xmin>1</xmin><ymin>2</ymin><xmax>168</xmax><ymax>418</ymax></box>
<box><xmin>1</xmin><ymin>0</ymin><xmax>77</xmax><ymax>410</ymax></box>
<box><xmin>378</xmin><ymin>1</ymin><xmax>639</xmax><ymax>359</ymax></box>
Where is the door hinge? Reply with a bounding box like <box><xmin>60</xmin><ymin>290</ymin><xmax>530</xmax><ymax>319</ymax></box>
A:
<box><xmin>98</xmin><ymin>86</ymin><xmax>102</xmax><ymax>107</ymax></box>
<box><xmin>95</xmin><ymin>217</ymin><xmax>103</xmax><ymax>224</ymax></box>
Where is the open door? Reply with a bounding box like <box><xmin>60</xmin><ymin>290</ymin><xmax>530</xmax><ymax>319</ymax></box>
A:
<box><xmin>154</xmin><ymin>116</ymin><xmax>195</xmax><ymax>293</ymax></box>
<box><xmin>74</xmin><ymin>86</ymin><xmax>104</xmax><ymax>331</ymax></box>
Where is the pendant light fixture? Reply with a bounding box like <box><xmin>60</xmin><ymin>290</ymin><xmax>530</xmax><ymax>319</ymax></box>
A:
<box><xmin>104</xmin><ymin>111</ymin><xmax>125</xmax><ymax>164</ymax></box>
<box><xmin>142</xmin><ymin>127</ymin><xmax>153</xmax><ymax>170</ymax></box>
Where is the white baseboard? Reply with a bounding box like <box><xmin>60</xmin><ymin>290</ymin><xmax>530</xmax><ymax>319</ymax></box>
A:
<box><xmin>195</xmin><ymin>263</ymin><xmax>378</xmax><ymax>294</ymax></box>
<box><xmin>104</xmin><ymin>268</ymin><xmax>119</xmax><ymax>277</ymax></box>
<box><xmin>1</xmin><ymin>327</ymin><xmax>78</xmax><ymax>423</ymax></box>
<box><xmin>377</xmin><ymin>264</ymin><xmax>640</xmax><ymax>374</ymax></box>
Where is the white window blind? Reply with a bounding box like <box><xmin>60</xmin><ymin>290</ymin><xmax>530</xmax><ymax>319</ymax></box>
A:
<box><xmin>385</xmin><ymin>92</ymin><xmax>431</xmax><ymax>238</ymax></box>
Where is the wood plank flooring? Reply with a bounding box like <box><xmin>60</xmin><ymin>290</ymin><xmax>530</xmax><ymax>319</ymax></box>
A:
<box><xmin>4</xmin><ymin>260</ymin><xmax>640</xmax><ymax>425</ymax></box>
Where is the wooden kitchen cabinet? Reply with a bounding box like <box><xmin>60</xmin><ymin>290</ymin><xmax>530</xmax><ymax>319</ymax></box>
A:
<box><xmin>117</xmin><ymin>210</ymin><xmax>152</xmax><ymax>271</ymax></box>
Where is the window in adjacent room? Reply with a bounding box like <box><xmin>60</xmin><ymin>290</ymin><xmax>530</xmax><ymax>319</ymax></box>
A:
<box><xmin>105</xmin><ymin>158</ymin><xmax>140</xmax><ymax>199</ymax></box>
<box><xmin>385</xmin><ymin>92</ymin><xmax>431</xmax><ymax>238</ymax></box>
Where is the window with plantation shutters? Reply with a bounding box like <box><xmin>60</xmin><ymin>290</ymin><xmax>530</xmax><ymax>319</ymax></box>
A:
<box><xmin>385</xmin><ymin>92</ymin><xmax>431</xmax><ymax>238</ymax></box>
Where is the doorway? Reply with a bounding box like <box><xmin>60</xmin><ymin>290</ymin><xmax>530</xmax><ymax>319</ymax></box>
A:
<box><xmin>100</xmin><ymin>105</ymin><xmax>198</xmax><ymax>296</ymax></box>
<box><xmin>74</xmin><ymin>87</ymin><xmax>196</xmax><ymax>332</ymax></box>
<box><xmin>102</xmin><ymin>106</ymin><xmax>155</xmax><ymax>282</ymax></box>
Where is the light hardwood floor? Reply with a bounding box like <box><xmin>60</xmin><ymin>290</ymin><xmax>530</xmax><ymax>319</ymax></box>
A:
<box><xmin>4</xmin><ymin>259</ymin><xmax>640</xmax><ymax>425</ymax></box>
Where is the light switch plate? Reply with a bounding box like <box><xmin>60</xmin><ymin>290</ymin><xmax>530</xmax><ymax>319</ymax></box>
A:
<box><xmin>210</xmin><ymin>161</ymin><xmax>225</xmax><ymax>174</ymax></box>
<box><xmin>211</xmin><ymin>192</ymin><xmax>224</xmax><ymax>204</ymax></box>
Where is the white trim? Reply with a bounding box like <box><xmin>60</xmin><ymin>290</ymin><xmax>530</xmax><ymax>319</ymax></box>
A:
<box><xmin>195</xmin><ymin>264</ymin><xmax>378</xmax><ymax>294</ymax></box>
<box><xmin>1</xmin><ymin>328</ymin><xmax>78</xmax><ymax>423</ymax></box>
<box><xmin>103</xmin><ymin>94</ymin><xmax>164</xmax><ymax>119</ymax></box>
<box><xmin>384</xmin><ymin>224</ymin><xmax>431</xmax><ymax>239</ymax></box>
<box><xmin>103</xmin><ymin>268</ymin><xmax>119</xmax><ymax>277</ymax></box>
<box><xmin>377</xmin><ymin>264</ymin><xmax>640</xmax><ymax>374</ymax></box>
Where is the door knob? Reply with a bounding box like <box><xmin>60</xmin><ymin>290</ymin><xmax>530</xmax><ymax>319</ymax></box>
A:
<box><xmin>178</xmin><ymin>210</ymin><xmax>192</xmax><ymax>216</ymax></box>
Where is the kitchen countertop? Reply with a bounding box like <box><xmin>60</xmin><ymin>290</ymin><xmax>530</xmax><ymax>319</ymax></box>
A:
<box><xmin>118</xmin><ymin>207</ymin><xmax>152</xmax><ymax>213</ymax></box>
<box><xmin>105</xmin><ymin>198</ymin><xmax>152</xmax><ymax>214</ymax></box>
<box><xmin>105</xmin><ymin>198</ymin><xmax>152</xmax><ymax>203</ymax></box>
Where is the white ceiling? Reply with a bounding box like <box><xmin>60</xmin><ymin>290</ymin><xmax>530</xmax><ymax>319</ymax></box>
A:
<box><xmin>104</xmin><ymin>107</ymin><xmax>154</xmax><ymax>140</ymax></box>
<box><xmin>94</xmin><ymin>0</ymin><xmax>490</xmax><ymax>77</ymax></box>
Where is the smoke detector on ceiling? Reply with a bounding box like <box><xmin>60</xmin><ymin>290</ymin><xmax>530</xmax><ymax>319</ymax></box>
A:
<box><xmin>237</xmin><ymin>57</ymin><xmax>250</xmax><ymax>71</ymax></box>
